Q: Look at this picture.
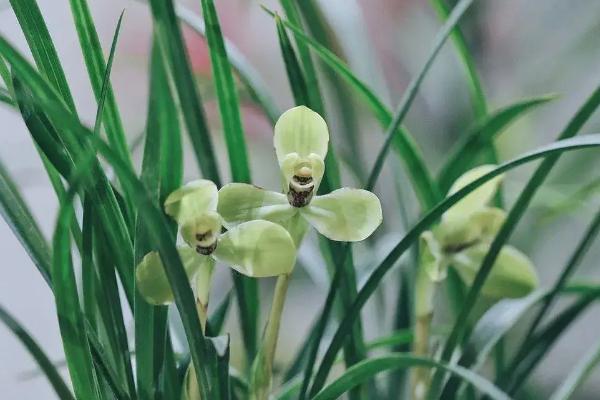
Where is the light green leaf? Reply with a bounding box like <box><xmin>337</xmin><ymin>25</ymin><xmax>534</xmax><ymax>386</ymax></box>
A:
<box><xmin>452</xmin><ymin>244</ymin><xmax>539</xmax><ymax>299</ymax></box>
<box><xmin>420</xmin><ymin>231</ymin><xmax>447</xmax><ymax>282</ymax></box>
<box><xmin>301</xmin><ymin>188</ymin><xmax>382</xmax><ymax>242</ymax></box>
<box><xmin>164</xmin><ymin>179</ymin><xmax>218</xmax><ymax>225</ymax></box>
<box><xmin>214</xmin><ymin>220</ymin><xmax>296</xmax><ymax>277</ymax></box>
<box><xmin>217</xmin><ymin>183</ymin><xmax>295</xmax><ymax>229</ymax></box>
<box><xmin>136</xmin><ymin>247</ymin><xmax>215</xmax><ymax>305</ymax></box>
<box><xmin>274</xmin><ymin>105</ymin><xmax>329</xmax><ymax>166</ymax></box>
<box><xmin>444</xmin><ymin>165</ymin><xmax>504</xmax><ymax>221</ymax></box>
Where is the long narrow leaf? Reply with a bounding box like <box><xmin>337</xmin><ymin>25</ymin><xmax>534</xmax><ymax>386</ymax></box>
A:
<box><xmin>550</xmin><ymin>336</ymin><xmax>600</xmax><ymax>400</ymax></box>
<box><xmin>0</xmin><ymin>305</ymin><xmax>74</xmax><ymax>400</ymax></box>
<box><xmin>365</xmin><ymin>0</ymin><xmax>476</xmax><ymax>191</ymax></box>
<box><xmin>0</xmin><ymin>159</ymin><xmax>52</xmax><ymax>286</ymax></box>
<box><xmin>438</xmin><ymin>95</ymin><xmax>556</xmax><ymax>190</ymax></box>
<box><xmin>68</xmin><ymin>0</ymin><xmax>131</xmax><ymax>168</ymax></box>
<box><xmin>148</xmin><ymin>0</ymin><xmax>221</xmax><ymax>185</ymax></box>
<box><xmin>311</xmin><ymin>354</ymin><xmax>510</xmax><ymax>400</ymax></box>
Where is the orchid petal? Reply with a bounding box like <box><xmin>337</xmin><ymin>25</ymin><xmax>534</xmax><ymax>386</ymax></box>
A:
<box><xmin>164</xmin><ymin>179</ymin><xmax>218</xmax><ymax>225</ymax></box>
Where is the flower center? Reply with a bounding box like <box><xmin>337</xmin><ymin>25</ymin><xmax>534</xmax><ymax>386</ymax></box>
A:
<box><xmin>288</xmin><ymin>166</ymin><xmax>315</xmax><ymax>208</ymax></box>
<box><xmin>195</xmin><ymin>230</ymin><xmax>218</xmax><ymax>255</ymax></box>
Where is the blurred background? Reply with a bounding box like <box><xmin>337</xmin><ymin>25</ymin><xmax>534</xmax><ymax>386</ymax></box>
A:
<box><xmin>1</xmin><ymin>0</ymin><xmax>599</xmax><ymax>398</ymax></box>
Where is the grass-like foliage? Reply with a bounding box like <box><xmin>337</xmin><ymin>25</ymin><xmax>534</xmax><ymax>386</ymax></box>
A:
<box><xmin>0</xmin><ymin>1</ymin><xmax>599</xmax><ymax>400</ymax></box>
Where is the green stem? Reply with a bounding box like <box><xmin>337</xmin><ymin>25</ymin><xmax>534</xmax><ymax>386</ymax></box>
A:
<box><xmin>412</xmin><ymin>268</ymin><xmax>435</xmax><ymax>400</ymax></box>
<box><xmin>250</xmin><ymin>273</ymin><xmax>291</xmax><ymax>400</ymax></box>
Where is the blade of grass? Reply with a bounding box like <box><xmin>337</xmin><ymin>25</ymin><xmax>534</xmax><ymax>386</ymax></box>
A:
<box><xmin>200</xmin><ymin>0</ymin><xmax>250</xmax><ymax>183</ymax></box>
<box><xmin>429</xmin><ymin>84</ymin><xmax>600</xmax><ymax>399</ymax></box>
<box><xmin>503</xmin><ymin>293</ymin><xmax>597</xmax><ymax>396</ymax></box>
<box><xmin>311</xmin><ymin>354</ymin><xmax>510</xmax><ymax>400</ymax></box>
<box><xmin>0</xmin><ymin>158</ymin><xmax>52</xmax><ymax>287</ymax></box>
<box><xmin>148</xmin><ymin>0</ymin><xmax>221</xmax><ymax>185</ymax></box>
<box><xmin>428</xmin><ymin>0</ymin><xmax>487</xmax><ymax>119</ymax></box>
<box><xmin>67</xmin><ymin>0</ymin><xmax>131</xmax><ymax>168</ymax></box>
<box><xmin>199</xmin><ymin>0</ymin><xmax>260</xmax><ymax>366</ymax></box>
<box><xmin>174</xmin><ymin>3</ymin><xmax>280</xmax><ymax>125</ymax></box>
<box><xmin>549</xmin><ymin>336</ymin><xmax>600</xmax><ymax>400</ymax></box>
<box><xmin>262</xmin><ymin>6</ymin><xmax>439</xmax><ymax>208</ymax></box>
<box><xmin>8</xmin><ymin>0</ymin><xmax>77</xmax><ymax>112</ymax></box>
<box><xmin>308</xmin><ymin>133</ymin><xmax>600</xmax><ymax>396</ymax></box>
<box><xmin>0</xmin><ymin>305</ymin><xmax>75</xmax><ymax>400</ymax></box>
<box><xmin>275</xmin><ymin>14</ymin><xmax>309</xmax><ymax>106</ymax></box>
<box><xmin>365</xmin><ymin>0</ymin><xmax>476</xmax><ymax>191</ymax></box>
<box><xmin>134</xmin><ymin>39</ymin><xmax>172</xmax><ymax>400</ymax></box>
<box><xmin>438</xmin><ymin>95</ymin><xmax>556</xmax><ymax>191</ymax></box>
<box><xmin>206</xmin><ymin>290</ymin><xmax>233</xmax><ymax>337</ymax></box>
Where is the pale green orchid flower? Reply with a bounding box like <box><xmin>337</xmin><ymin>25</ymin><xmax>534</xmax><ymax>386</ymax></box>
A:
<box><xmin>135</xmin><ymin>179</ymin><xmax>297</xmax><ymax>315</ymax></box>
<box><xmin>218</xmin><ymin>106</ymin><xmax>383</xmax><ymax>247</ymax></box>
<box><xmin>420</xmin><ymin>165</ymin><xmax>539</xmax><ymax>299</ymax></box>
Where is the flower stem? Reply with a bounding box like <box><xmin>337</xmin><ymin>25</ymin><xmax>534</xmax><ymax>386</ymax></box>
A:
<box><xmin>250</xmin><ymin>273</ymin><xmax>290</xmax><ymax>400</ymax></box>
<box><xmin>412</xmin><ymin>268</ymin><xmax>435</xmax><ymax>400</ymax></box>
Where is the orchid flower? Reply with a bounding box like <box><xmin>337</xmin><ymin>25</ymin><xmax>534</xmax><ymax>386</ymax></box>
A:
<box><xmin>218</xmin><ymin>106</ymin><xmax>383</xmax><ymax>248</ymax></box>
<box><xmin>135</xmin><ymin>179</ymin><xmax>297</xmax><ymax>322</ymax></box>
<box><xmin>420</xmin><ymin>165</ymin><xmax>539</xmax><ymax>299</ymax></box>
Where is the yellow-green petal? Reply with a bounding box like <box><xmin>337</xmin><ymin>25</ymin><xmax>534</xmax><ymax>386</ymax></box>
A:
<box><xmin>420</xmin><ymin>231</ymin><xmax>448</xmax><ymax>282</ymax></box>
<box><xmin>217</xmin><ymin>183</ymin><xmax>296</xmax><ymax>229</ymax></box>
<box><xmin>135</xmin><ymin>247</ymin><xmax>215</xmax><ymax>306</ymax></box>
<box><xmin>301</xmin><ymin>188</ymin><xmax>383</xmax><ymax>242</ymax></box>
<box><xmin>444</xmin><ymin>165</ymin><xmax>504</xmax><ymax>222</ymax></box>
<box><xmin>451</xmin><ymin>244</ymin><xmax>539</xmax><ymax>299</ymax></box>
<box><xmin>438</xmin><ymin>207</ymin><xmax>506</xmax><ymax>249</ymax></box>
<box><xmin>213</xmin><ymin>220</ymin><xmax>296</xmax><ymax>277</ymax></box>
<box><xmin>180</xmin><ymin>211</ymin><xmax>222</xmax><ymax>250</ymax></box>
<box><xmin>164</xmin><ymin>179</ymin><xmax>218</xmax><ymax>225</ymax></box>
<box><xmin>274</xmin><ymin>105</ymin><xmax>329</xmax><ymax>165</ymax></box>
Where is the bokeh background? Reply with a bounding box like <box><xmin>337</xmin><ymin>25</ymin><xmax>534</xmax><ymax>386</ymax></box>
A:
<box><xmin>1</xmin><ymin>0</ymin><xmax>600</xmax><ymax>398</ymax></box>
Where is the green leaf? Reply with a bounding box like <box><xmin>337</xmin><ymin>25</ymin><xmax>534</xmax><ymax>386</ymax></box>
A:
<box><xmin>550</xmin><ymin>336</ymin><xmax>600</xmax><ymax>400</ymax></box>
<box><xmin>308</xmin><ymin>134</ymin><xmax>600</xmax><ymax>396</ymax></box>
<box><xmin>0</xmin><ymin>305</ymin><xmax>75</xmax><ymax>400</ymax></box>
<box><xmin>275</xmin><ymin>14</ymin><xmax>309</xmax><ymax>106</ymax></box>
<box><xmin>214</xmin><ymin>220</ymin><xmax>297</xmax><ymax>277</ymax></box>
<box><xmin>428</xmin><ymin>0</ymin><xmax>487</xmax><ymax>119</ymax></box>
<box><xmin>136</xmin><ymin>248</ymin><xmax>215</xmax><ymax>305</ymax></box>
<box><xmin>311</xmin><ymin>354</ymin><xmax>511</xmax><ymax>400</ymax></box>
<box><xmin>0</xmin><ymin>158</ymin><xmax>52</xmax><ymax>286</ymax></box>
<box><xmin>135</xmin><ymin>37</ymin><xmax>174</xmax><ymax>399</ymax></box>
<box><xmin>301</xmin><ymin>188</ymin><xmax>382</xmax><ymax>242</ymax></box>
<box><xmin>262</xmin><ymin>6</ymin><xmax>439</xmax><ymax>208</ymax></box>
<box><xmin>200</xmin><ymin>0</ymin><xmax>250</xmax><ymax>183</ymax></box>
<box><xmin>438</xmin><ymin>95</ymin><xmax>556</xmax><ymax>190</ymax></box>
<box><xmin>8</xmin><ymin>0</ymin><xmax>77</xmax><ymax>112</ymax></box>
<box><xmin>164</xmin><ymin>179</ymin><xmax>219</xmax><ymax>226</ymax></box>
<box><xmin>53</xmin><ymin>199</ymin><xmax>100</xmax><ymax>400</ymax></box>
<box><xmin>68</xmin><ymin>0</ymin><xmax>131</xmax><ymax>168</ymax></box>
<box><xmin>430</xmin><ymin>84</ymin><xmax>600</xmax><ymax>398</ymax></box>
<box><xmin>175</xmin><ymin>3</ymin><xmax>280</xmax><ymax>125</ymax></box>
<box><xmin>364</xmin><ymin>0</ymin><xmax>476</xmax><ymax>191</ymax></box>
<box><xmin>147</xmin><ymin>0</ymin><xmax>221</xmax><ymax>185</ymax></box>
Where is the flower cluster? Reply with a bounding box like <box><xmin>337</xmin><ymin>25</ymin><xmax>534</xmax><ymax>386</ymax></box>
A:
<box><xmin>135</xmin><ymin>105</ymin><xmax>383</xmax><ymax>319</ymax></box>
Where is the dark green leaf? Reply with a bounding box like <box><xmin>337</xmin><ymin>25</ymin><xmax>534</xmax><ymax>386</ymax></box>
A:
<box><xmin>0</xmin><ymin>305</ymin><xmax>74</xmax><ymax>400</ymax></box>
<box><xmin>148</xmin><ymin>0</ymin><xmax>221</xmax><ymax>185</ymax></box>
<box><xmin>0</xmin><ymin>158</ymin><xmax>52</xmax><ymax>286</ymax></box>
<box><xmin>438</xmin><ymin>95</ymin><xmax>556</xmax><ymax>191</ymax></box>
